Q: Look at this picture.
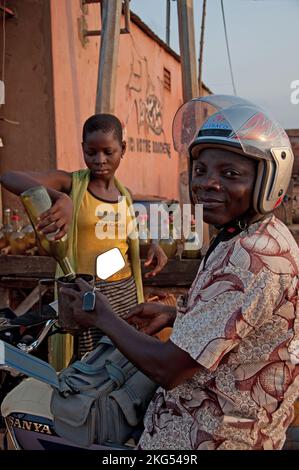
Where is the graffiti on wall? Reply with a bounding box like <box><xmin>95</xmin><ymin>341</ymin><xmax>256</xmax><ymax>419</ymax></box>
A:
<box><xmin>138</xmin><ymin>93</ymin><xmax>163</xmax><ymax>136</ymax></box>
<box><xmin>125</xmin><ymin>50</ymin><xmax>171</xmax><ymax>158</ymax></box>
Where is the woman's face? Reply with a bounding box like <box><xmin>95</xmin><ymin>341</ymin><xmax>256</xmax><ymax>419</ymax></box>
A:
<box><xmin>82</xmin><ymin>130</ymin><xmax>126</xmax><ymax>181</ymax></box>
<box><xmin>191</xmin><ymin>148</ymin><xmax>256</xmax><ymax>226</ymax></box>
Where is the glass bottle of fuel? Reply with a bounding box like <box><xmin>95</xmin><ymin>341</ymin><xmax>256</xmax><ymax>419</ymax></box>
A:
<box><xmin>21</xmin><ymin>211</ymin><xmax>36</xmax><ymax>250</ymax></box>
<box><xmin>159</xmin><ymin>214</ymin><xmax>177</xmax><ymax>259</ymax></box>
<box><xmin>1</xmin><ymin>208</ymin><xmax>13</xmax><ymax>246</ymax></box>
<box><xmin>0</xmin><ymin>227</ymin><xmax>6</xmax><ymax>250</ymax></box>
<box><xmin>10</xmin><ymin>210</ymin><xmax>28</xmax><ymax>255</ymax></box>
<box><xmin>20</xmin><ymin>186</ymin><xmax>75</xmax><ymax>278</ymax></box>
<box><xmin>182</xmin><ymin>217</ymin><xmax>201</xmax><ymax>259</ymax></box>
<box><xmin>137</xmin><ymin>214</ymin><xmax>151</xmax><ymax>259</ymax></box>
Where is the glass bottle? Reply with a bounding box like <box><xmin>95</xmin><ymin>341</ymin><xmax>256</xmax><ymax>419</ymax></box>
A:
<box><xmin>138</xmin><ymin>214</ymin><xmax>151</xmax><ymax>259</ymax></box>
<box><xmin>2</xmin><ymin>208</ymin><xmax>13</xmax><ymax>245</ymax></box>
<box><xmin>21</xmin><ymin>212</ymin><xmax>36</xmax><ymax>250</ymax></box>
<box><xmin>20</xmin><ymin>186</ymin><xmax>75</xmax><ymax>278</ymax></box>
<box><xmin>9</xmin><ymin>210</ymin><xmax>28</xmax><ymax>255</ymax></box>
<box><xmin>159</xmin><ymin>215</ymin><xmax>177</xmax><ymax>259</ymax></box>
<box><xmin>0</xmin><ymin>226</ymin><xmax>7</xmax><ymax>250</ymax></box>
<box><xmin>181</xmin><ymin>220</ymin><xmax>201</xmax><ymax>259</ymax></box>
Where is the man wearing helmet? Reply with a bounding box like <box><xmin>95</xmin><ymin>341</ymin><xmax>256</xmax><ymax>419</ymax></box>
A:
<box><xmin>59</xmin><ymin>96</ymin><xmax>299</xmax><ymax>450</ymax></box>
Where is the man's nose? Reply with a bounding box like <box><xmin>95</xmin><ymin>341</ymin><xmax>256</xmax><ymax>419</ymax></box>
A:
<box><xmin>193</xmin><ymin>174</ymin><xmax>222</xmax><ymax>191</ymax></box>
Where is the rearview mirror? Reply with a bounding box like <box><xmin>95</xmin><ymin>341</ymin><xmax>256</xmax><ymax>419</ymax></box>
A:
<box><xmin>96</xmin><ymin>248</ymin><xmax>125</xmax><ymax>280</ymax></box>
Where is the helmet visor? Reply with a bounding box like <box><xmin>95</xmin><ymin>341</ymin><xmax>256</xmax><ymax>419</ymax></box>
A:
<box><xmin>172</xmin><ymin>95</ymin><xmax>290</xmax><ymax>161</ymax></box>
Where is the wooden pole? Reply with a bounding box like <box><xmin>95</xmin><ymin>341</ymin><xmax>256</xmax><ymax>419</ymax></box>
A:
<box><xmin>198</xmin><ymin>0</ymin><xmax>207</xmax><ymax>97</ymax></box>
<box><xmin>177</xmin><ymin>0</ymin><xmax>209</xmax><ymax>247</ymax></box>
<box><xmin>166</xmin><ymin>0</ymin><xmax>171</xmax><ymax>46</ymax></box>
<box><xmin>95</xmin><ymin>0</ymin><xmax>122</xmax><ymax>114</ymax></box>
<box><xmin>177</xmin><ymin>0</ymin><xmax>198</xmax><ymax>102</ymax></box>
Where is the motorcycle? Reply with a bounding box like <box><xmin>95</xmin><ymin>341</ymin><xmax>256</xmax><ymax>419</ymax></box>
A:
<box><xmin>0</xmin><ymin>306</ymin><xmax>59</xmax><ymax>449</ymax></box>
<box><xmin>0</xmin><ymin>248</ymin><xmax>140</xmax><ymax>450</ymax></box>
<box><xmin>1</xmin><ymin>318</ymin><xmax>138</xmax><ymax>451</ymax></box>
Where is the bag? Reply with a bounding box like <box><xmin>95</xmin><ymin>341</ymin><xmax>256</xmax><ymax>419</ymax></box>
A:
<box><xmin>50</xmin><ymin>336</ymin><xmax>157</xmax><ymax>448</ymax></box>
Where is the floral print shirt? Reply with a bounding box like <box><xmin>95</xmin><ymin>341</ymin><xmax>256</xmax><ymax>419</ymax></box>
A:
<box><xmin>139</xmin><ymin>216</ymin><xmax>299</xmax><ymax>450</ymax></box>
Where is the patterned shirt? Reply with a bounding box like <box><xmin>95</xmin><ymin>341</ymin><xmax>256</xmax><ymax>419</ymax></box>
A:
<box><xmin>139</xmin><ymin>215</ymin><xmax>299</xmax><ymax>450</ymax></box>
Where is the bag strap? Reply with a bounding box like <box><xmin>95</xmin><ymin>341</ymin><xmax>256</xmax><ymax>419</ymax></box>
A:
<box><xmin>105</xmin><ymin>359</ymin><xmax>136</xmax><ymax>385</ymax></box>
<box><xmin>98</xmin><ymin>336</ymin><xmax>113</xmax><ymax>347</ymax></box>
<box><xmin>105</xmin><ymin>362</ymin><xmax>126</xmax><ymax>387</ymax></box>
<box><xmin>80</xmin><ymin>336</ymin><xmax>113</xmax><ymax>366</ymax></box>
<box><xmin>71</xmin><ymin>361</ymin><xmax>106</xmax><ymax>375</ymax></box>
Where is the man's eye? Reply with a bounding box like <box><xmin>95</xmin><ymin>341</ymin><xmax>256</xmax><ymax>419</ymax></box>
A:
<box><xmin>224</xmin><ymin>170</ymin><xmax>239</xmax><ymax>177</ymax></box>
<box><xmin>194</xmin><ymin>167</ymin><xmax>204</xmax><ymax>175</ymax></box>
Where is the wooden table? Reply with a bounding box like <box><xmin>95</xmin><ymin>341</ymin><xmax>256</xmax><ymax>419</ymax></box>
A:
<box><xmin>0</xmin><ymin>255</ymin><xmax>201</xmax><ymax>315</ymax></box>
<box><xmin>0</xmin><ymin>255</ymin><xmax>56</xmax><ymax>315</ymax></box>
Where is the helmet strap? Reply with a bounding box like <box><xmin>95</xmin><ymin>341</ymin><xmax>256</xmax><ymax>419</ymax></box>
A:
<box><xmin>237</xmin><ymin>219</ymin><xmax>248</xmax><ymax>231</ymax></box>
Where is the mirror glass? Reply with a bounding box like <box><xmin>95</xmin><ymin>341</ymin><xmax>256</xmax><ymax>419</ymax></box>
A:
<box><xmin>96</xmin><ymin>248</ymin><xmax>125</xmax><ymax>280</ymax></box>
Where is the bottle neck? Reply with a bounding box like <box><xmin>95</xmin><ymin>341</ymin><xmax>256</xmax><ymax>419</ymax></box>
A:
<box><xmin>138</xmin><ymin>216</ymin><xmax>149</xmax><ymax>239</ymax></box>
<box><xmin>11</xmin><ymin>215</ymin><xmax>22</xmax><ymax>232</ymax></box>
<box><xmin>59</xmin><ymin>257</ymin><xmax>76</xmax><ymax>278</ymax></box>
<box><xmin>169</xmin><ymin>221</ymin><xmax>175</xmax><ymax>236</ymax></box>
<box><xmin>3</xmin><ymin>210</ymin><xmax>11</xmax><ymax>226</ymax></box>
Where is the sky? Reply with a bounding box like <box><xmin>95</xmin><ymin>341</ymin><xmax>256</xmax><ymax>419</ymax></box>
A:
<box><xmin>130</xmin><ymin>0</ymin><xmax>299</xmax><ymax>129</ymax></box>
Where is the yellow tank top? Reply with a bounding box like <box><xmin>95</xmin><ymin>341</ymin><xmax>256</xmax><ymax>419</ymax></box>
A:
<box><xmin>76</xmin><ymin>189</ymin><xmax>133</xmax><ymax>281</ymax></box>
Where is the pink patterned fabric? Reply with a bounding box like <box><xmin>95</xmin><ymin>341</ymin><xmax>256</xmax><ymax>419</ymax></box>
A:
<box><xmin>139</xmin><ymin>216</ymin><xmax>299</xmax><ymax>450</ymax></box>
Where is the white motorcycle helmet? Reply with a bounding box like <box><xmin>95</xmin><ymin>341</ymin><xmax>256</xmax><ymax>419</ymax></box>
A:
<box><xmin>172</xmin><ymin>95</ymin><xmax>294</xmax><ymax>215</ymax></box>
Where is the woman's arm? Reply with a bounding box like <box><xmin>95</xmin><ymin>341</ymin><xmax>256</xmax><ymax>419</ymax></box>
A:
<box><xmin>0</xmin><ymin>170</ymin><xmax>73</xmax><ymax>239</ymax></box>
<box><xmin>143</xmin><ymin>243</ymin><xmax>168</xmax><ymax>278</ymax></box>
<box><xmin>0</xmin><ymin>170</ymin><xmax>72</xmax><ymax>199</ymax></box>
<box><xmin>61</xmin><ymin>279</ymin><xmax>201</xmax><ymax>390</ymax></box>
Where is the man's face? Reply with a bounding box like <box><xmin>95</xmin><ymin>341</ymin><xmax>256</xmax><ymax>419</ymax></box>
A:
<box><xmin>191</xmin><ymin>148</ymin><xmax>256</xmax><ymax>226</ymax></box>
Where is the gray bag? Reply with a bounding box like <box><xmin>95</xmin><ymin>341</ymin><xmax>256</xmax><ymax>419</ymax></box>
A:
<box><xmin>50</xmin><ymin>336</ymin><xmax>157</xmax><ymax>448</ymax></box>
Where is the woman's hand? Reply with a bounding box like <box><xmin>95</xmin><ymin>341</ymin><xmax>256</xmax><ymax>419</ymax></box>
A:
<box><xmin>124</xmin><ymin>302</ymin><xmax>176</xmax><ymax>336</ymax></box>
<box><xmin>37</xmin><ymin>193</ymin><xmax>73</xmax><ymax>240</ymax></box>
<box><xmin>143</xmin><ymin>243</ymin><xmax>168</xmax><ymax>278</ymax></box>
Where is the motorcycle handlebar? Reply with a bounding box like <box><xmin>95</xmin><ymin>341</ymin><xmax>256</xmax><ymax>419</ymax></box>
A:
<box><xmin>16</xmin><ymin>319</ymin><xmax>58</xmax><ymax>353</ymax></box>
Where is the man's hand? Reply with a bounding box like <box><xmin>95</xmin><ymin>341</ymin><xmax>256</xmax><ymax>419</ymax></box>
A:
<box><xmin>37</xmin><ymin>193</ymin><xmax>73</xmax><ymax>240</ymax></box>
<box><xmin>144</xmin><ymin>243</ymin><xmax>168</xmax><ymax>278</ymax></box>
<box><xmin>60</xmin><ymin>278</ymin><xmax>114</xmax><ymax>331</ymax></box>
<box><xmin>124</xmin><ymin>302</ymin><xmax>176</xmax><ymax>335</ymax></box>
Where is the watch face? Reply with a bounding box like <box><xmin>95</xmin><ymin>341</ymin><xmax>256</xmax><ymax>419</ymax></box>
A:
<box><xmin>82</xmin><ymin>291</ymin><xmax>96</xmax><ymax>312</ymax></box>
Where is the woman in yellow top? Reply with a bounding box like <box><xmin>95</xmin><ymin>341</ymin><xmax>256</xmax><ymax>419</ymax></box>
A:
<box><xmin>1</xmin><ymin>113</ymin><xmax>167</xmax><ymax>363</ymax></box>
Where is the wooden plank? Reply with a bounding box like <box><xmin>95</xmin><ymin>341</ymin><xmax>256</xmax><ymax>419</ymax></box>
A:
<box><xmin>0</xmin><ymin>277</ymin><xmax>49</xmax><ymax>289</ymax></box>
<box><xmin>0</xmin><ymin>255</ymin><xmax>56</xmax><ymax>277</ymax></box>
<box><xmin>14</xmin><ymin>284</ymin><xmax>49</xmax><ymax>317</ymax></box>
<box><xmin>142</xmin><ymin>258</ymin><xmax>200</xmax><ymax>286</ymax></box>
<box><xmin>0</xmin><ymin>286</ymin><xmax>10</xmax><ymax>309</ymax></box>
<box><xmin>0</xmin><ymin>255</ymin><xmax>200</xmax><ymax>287</ymax></box>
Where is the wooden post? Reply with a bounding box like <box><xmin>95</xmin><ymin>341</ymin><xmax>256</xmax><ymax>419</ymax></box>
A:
<box><xmin>198</xmin><ymin>0</ymin><xmax>207</xmax><ymax>97</ymax></box>
<box><xmin>177</xmin><ymin>0</ymin><xmax>198</xmax><ymax>102</ymax></box>
<box><xmin>177</xmin><ymin>0</ymin><xmax>209</xmax><ymax>247</ymax></box>
<box><xmin>166</xmin><ymin>0</ymin><xmax>171</xmax><ymax>46</ymax></box>
<box><xmin>95</xmin><ymin>0</ymin><xmax>122</xmax><ymax>114</ymax></box>
<box><xmin>177</xmin><ymin>0</ymin><xmax>198</xmax><ymax>206</ymax></box>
